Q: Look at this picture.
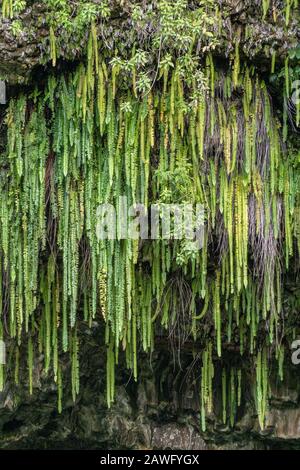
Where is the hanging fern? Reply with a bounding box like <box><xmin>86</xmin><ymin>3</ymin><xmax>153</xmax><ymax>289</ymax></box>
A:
<box><xmin>0</xmin><ymin>36</ymin><xmax>299</xmax><ymax>433</ymax></box>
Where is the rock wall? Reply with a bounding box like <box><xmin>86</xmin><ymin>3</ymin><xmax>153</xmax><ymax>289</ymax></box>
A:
<box><xmin>1</xmin><ymin>325</ymin><xmax>300</xmax><ymax>450</ymax></box>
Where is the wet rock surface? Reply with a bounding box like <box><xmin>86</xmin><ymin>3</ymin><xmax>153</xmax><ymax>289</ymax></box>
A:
<box><xmin>0</xmin><ymin>331</ymin><xmax>300</xmax><ymax>450</ymax></box>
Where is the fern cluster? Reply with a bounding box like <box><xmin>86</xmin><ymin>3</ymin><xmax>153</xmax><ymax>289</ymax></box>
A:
<box><xmin>0</xmin><ymin>28</ymin><xmax>299</xmax><ymax>432</ymax></box>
